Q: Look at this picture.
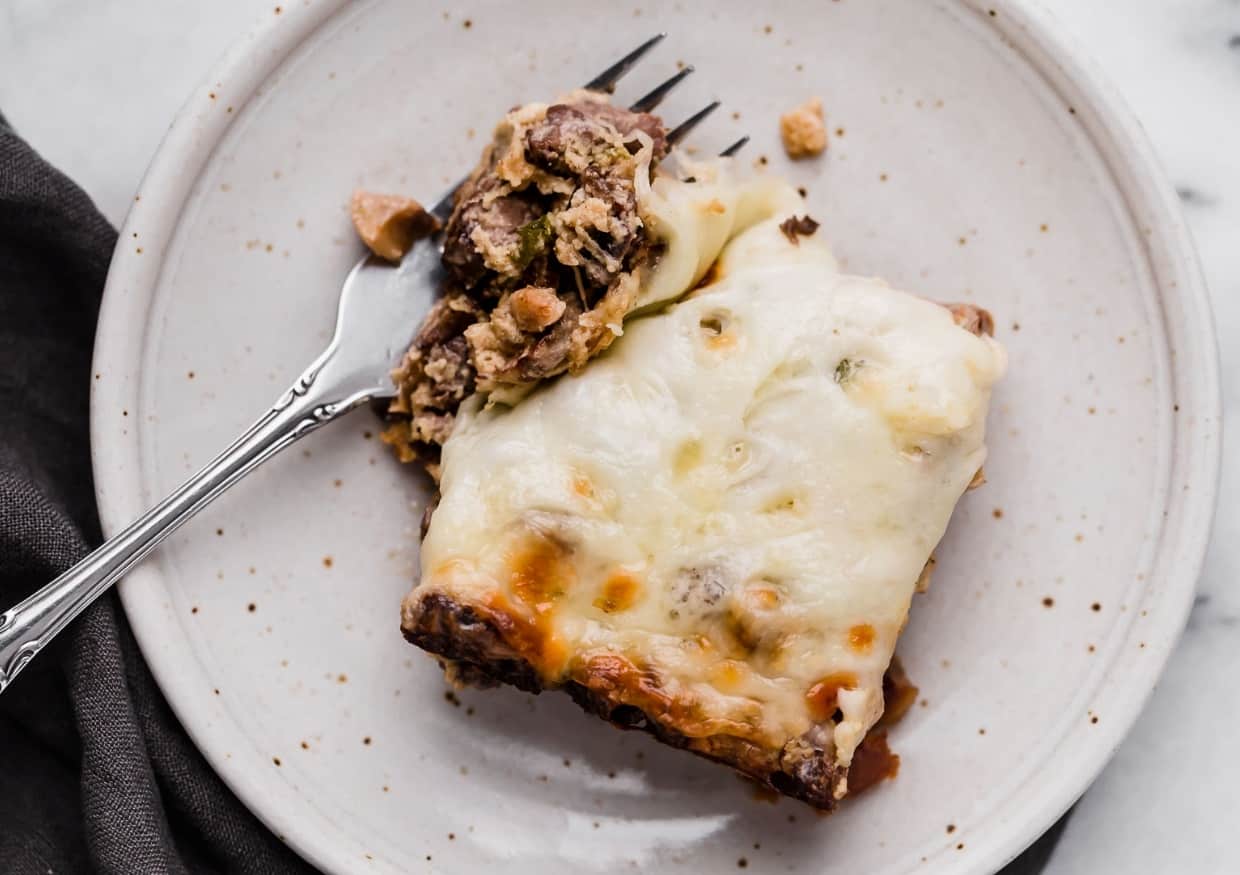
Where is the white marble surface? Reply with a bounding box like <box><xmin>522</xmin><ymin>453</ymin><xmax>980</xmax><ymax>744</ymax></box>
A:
<box><xmin>1</xmin><ymin>1</ymin><xmax>1235</xmax><ymax>871</ymax></box>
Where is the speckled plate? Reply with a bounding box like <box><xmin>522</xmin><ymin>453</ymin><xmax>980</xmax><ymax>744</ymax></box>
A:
<box><xmin>89</xmin><ymin>1</ymin><xmax>1219</xmax><ymax>873</ymax></box>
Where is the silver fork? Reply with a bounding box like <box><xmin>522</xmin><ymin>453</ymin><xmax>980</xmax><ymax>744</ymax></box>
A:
<box><xmin>0</xmin><ymin>36</ymin><xmax>747</xmax><ymax>693</ymax></box>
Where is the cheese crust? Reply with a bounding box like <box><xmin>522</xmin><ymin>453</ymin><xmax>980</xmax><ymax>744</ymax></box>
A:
<box><xmin>402</xmin><ymin>191</ymin><xmax>1006</xmax><ymax>806</ymax></box>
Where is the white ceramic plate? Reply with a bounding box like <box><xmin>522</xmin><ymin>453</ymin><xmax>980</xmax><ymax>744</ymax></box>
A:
<box><xmin>90</xmin><ymin>1</ymin><xmax>1220</xmax><ymax>873</ymax></box>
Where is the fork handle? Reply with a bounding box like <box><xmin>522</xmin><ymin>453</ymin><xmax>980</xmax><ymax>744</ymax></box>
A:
<box><xmin>0</xmin><ymin>362</ymin><xmax>365</xmax><ymax>693</ymax></box>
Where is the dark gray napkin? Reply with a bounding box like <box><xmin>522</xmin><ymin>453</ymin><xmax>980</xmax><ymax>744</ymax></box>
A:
<box><xmin>0</xmin><ymin>111</ymin><xmax>1063</xmax><ymax>874</ymax></box>
<box><xmin>0</xmin><ymin>114</ymin><xmax>314</xmax><ymax>875</ymax></box>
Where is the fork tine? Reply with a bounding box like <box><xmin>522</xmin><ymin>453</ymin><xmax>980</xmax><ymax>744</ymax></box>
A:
<box><xmin>667</xmin><ymin>100</ymin><xmax>721</xmax><ymax>146</ymax></box>
<box><xmin>584</xmin><ymin>34</ymin><xmax>667</xmax><ymax>94</ymax></box>
<box><xmin>629</xmin><ymin>66</ymin><xmax>695</xmax><ymax>113</ymax></box>
<box><xmin>719</xmin><ymin>136</ymin><xmax>750</xmax><ymax>158</ymax></box>
<box><xmin>429</xmin><ymin>189</ymin><xmax>457</xmax><ymax>225</ymax></box>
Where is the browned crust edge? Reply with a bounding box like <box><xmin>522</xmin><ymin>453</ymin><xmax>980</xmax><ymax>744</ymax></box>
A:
<box><xmin>402</xmin><ymin>591</ymin><xmax>844</xmax><ymax>809</ymax></box>
<box><xmin>399</xmin><ymin>302</ymin><xmax>989</xmax><ymax>809</ymax></box>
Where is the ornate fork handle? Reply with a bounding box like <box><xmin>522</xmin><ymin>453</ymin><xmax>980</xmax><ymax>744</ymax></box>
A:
<box><xmin>0</xmin><ymin>349</ymin><xmax>380</xmax><ymax>693</ymax></box>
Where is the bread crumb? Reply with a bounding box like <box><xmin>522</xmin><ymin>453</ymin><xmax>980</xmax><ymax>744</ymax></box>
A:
<box><xmin>508</xmin><ymin>286</ymin><xmax>566</xmax><ymax>332</ymax></box>
<box><xmin>780</xmin><ymin>97</ymin><xmax>827</xmax><ymax>159</ymax></box>
<box><xmin>350</xmin><ymin>191</ymin><xmax>440</xmax><ymax>261</ymax></box>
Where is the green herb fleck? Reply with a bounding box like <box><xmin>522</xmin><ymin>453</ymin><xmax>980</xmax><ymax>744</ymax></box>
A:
<box><xmin>513</xmin><ymin>215</ymin><xmax>552</xmax><ymax>270</ymax></box>
<box><xmin>834</xmin><ymin>358</ymin><xmax>860</xmax><ymax>385</ymax></box>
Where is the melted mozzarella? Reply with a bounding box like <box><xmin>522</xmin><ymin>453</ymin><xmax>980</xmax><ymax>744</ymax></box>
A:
<box><xmin>636</xmin><ymin>160</ymin><xmax>813</xmax><ymax>309</ymax></box>
<box><xmin>415</xmin><ymin>210</ymin><xmax>1005</xmax><ymax>771</ymax></box>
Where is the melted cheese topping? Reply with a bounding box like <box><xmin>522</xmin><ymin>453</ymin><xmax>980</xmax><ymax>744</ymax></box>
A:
<box><xmin>414</xmin><ymin>202</ymin><xmax>1005</xmax><ymax>773</ymax></box>
<box><xmin>636</xmin><ymin>159</ymin><xmax>810</xmax><ymax>310</ymax></box>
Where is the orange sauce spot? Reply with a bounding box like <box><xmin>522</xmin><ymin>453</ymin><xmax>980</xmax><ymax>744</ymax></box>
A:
<box><xmin>707</xmin><ymin>330</ymin><xmax>737</xmax><ymax>351</ymax></box>
<box><xmin>702</xmin><ymin>198</ymin><xmax>727</xmax><ymax>215</ymax></box>
<box><xmin>805</xmin><ymin>672</ymin><xmax>857</xmax><ymax>722</ymax></box>
<box><xmin>593</xmin><ymin>571</ymin><xmax>643</xmax><ymax>614</ymax></box>
<box><xmin>507</xmin><ymin>534</ymin><xmax>574</xmax><ymax>614</ymax></box>
<box><xmin>484</xmin><ymin>594</ymin><xmax>568</xmax><ymax>678</ymax></box>
<box><xmin>710</xmin><ymin>659</ymin><xmax>747</xmax><ymax>692</ymax></box>
<box><xmin>489</xmin><ymin>531</ymin><xmax>578</xmax><ymax>677</ymax></box>
<box><xmin>848</xmin><ymin>624</ymin><xmax>875</xmax><ymax>653</ymax></box>
<box><xmin>541</xmin><ymin>637</ymin><xmax>567</xmax><ymax>673</ymax></box>
<box><xmin>571</xmin><ymin>473</ymin><xmax>595</xmax><ymax>500</ymax></box>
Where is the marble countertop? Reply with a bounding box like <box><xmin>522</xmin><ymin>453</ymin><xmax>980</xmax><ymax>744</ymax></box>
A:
<box><xmin>2</xmin><ymin>1</ymin><xmax>1235</xmax><ymax>871</ymax></box>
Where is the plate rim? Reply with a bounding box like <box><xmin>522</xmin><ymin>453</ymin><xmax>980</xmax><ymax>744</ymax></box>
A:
<box><xmin>89</xmin><ymin>1</ymin><xmax>1221</xmax><ymax>873</ymax></box>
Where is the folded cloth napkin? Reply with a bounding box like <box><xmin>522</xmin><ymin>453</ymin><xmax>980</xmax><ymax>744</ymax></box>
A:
<box><xmin>0</xmin><ymin>114</ymin><xmax>314</xmax><ymax>875</ymax></box>
<box><xmin>0</xmin><ymin>111</ymin><xmax>1066</xmax><ymax>875</ymax></box>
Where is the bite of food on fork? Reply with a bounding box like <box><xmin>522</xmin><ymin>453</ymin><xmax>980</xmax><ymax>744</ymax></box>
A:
<box><xmin>0</xmin><ymin>34</ymin><xmax>745</xmax><ymax>692</ymax></box>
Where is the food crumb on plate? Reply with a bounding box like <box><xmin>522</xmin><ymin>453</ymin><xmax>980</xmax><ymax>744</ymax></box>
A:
<box><xmin>780</xmin><ymin>97</ymin><xmax>827</xmax><ymax>159</ymax></box>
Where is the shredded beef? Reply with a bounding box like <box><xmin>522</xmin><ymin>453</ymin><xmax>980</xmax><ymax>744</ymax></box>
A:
<box><xmin>382</xmin><ymin>95</ymin><xmax>668</xmax><ymax>475</ymax></box>
<box><xmin>778</xmin><ymin>214</ymin><xmax>820</xmax><ymax>245</ymax></box>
